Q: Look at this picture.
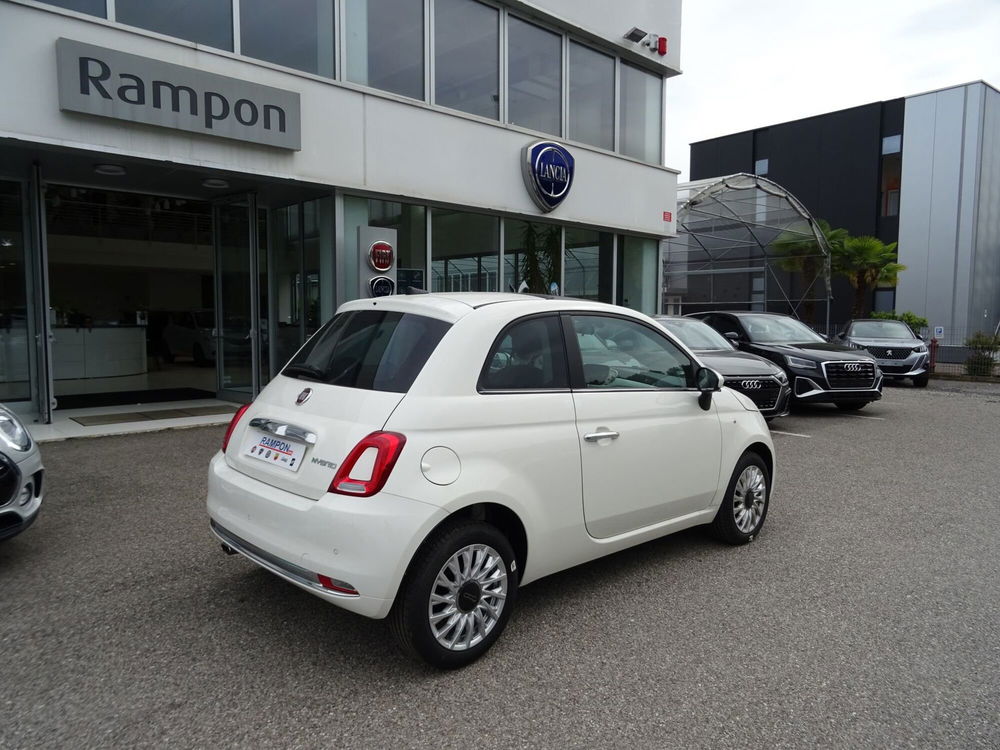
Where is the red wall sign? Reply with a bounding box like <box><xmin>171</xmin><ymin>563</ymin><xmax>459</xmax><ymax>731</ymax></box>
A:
<box><xmin>368</xmin><ymin>241</ymin><xmax>394</xmax><ymax>272</ymax></box>
<box><xmin>663</xmin><ymin>211</ymin><xmax>673</xmax><ymax>222</ymax></box>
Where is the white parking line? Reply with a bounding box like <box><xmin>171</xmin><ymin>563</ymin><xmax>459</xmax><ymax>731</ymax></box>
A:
<box><xmin>838</xmin><ymin>414</ymin><xmax>886</xmax><ymax>421</ymax></box>
<box><xmin>769</xmin><ymin>429</ymin><xmax>811</xmax><ymax>438</ymax></box>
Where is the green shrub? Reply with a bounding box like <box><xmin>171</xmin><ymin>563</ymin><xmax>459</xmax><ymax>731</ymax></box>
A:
<box><xmin>870</xmin><ymin>310</ymin><xmax>929</xmax><ymax>333</ymax></box>
<box><xmin>964</xmin><ymin>331</ymin><xmax>999</xmax><ymax>376</ymax></box>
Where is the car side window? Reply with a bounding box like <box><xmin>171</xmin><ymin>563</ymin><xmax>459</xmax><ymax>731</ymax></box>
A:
<box><xmin>479</xmin><ymin>315</ymin><xmax>569</xmax><ymax>391</ymax></box>
<box><xmin>707</xmin><ymin>315</ymin><xmax>742</xmax><ymax>339</ymax></box>
<box><xmin>571</xmin><ymin>315</ymin><xmax>693</xmax><ymax>390</ymax></box>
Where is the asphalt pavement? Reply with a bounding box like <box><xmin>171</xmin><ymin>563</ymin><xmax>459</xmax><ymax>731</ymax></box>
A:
<box><xmin>2</xmin><ymin>379</ymin><xmax>999</xmax><ymax>748</ymax></box>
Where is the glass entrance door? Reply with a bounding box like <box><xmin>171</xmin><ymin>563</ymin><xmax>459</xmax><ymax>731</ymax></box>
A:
<box><xmin>214</xmin><ymin>196</ymin><xmax>260</xmax><ymax>402</ymax></box>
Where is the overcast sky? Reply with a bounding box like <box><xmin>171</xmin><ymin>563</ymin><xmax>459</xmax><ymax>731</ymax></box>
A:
<box><xmin>664</xmin><ymin>0</ymin><xmax>1000</xmax><ymax>180</ymax></box>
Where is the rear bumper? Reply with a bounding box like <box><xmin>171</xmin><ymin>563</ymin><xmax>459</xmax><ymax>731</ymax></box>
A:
<box><xmin>206</xmin><ymin>452</ymin><xmax>447</xmax><ymax>619</ymax></box>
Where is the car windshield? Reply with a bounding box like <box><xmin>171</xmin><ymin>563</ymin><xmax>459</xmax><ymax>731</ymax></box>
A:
<box><xmin>283</xmin><ymin>309</ymin><xmax>451</xmax><ymax>392</ymax></box>
<box><xmin>740</xmin><ymin>315</ymin><xmax>825</xmax><ymax>344</ymax></box>
<box><xmin>657</xmin><ymin>318</ymin><xmax>734</xmax><ymax>351</ymax></box>
<box><xmin>849</xmin><ymin>320</ymin><xmax>914</xmax><ymax>339</ymax></box>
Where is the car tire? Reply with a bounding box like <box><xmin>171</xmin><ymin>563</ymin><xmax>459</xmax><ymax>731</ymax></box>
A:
<box><xmin>912</xmin><ymin>374</ymin><xmax>929</xmax><ymax>388</ymax></box>
<box><xmin>835</xmin><ymin>401</ymin><xmax>867</xmax><ymax>411</ymax></box>
<box><xmin>709</xmin><ymin>451</ymin><xmax>770</xmax><ymax>545</ymax></box>
<box><xmin>389</xmin><ymin>521</ymin><xmax>519</xmax><ymax>669</ymax></box>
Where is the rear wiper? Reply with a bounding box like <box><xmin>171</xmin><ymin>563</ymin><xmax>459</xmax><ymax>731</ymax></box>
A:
<box><xmin>281</xmin><ymin>363</ymin><xmax>327</xmax><ymax>382</ymax></box>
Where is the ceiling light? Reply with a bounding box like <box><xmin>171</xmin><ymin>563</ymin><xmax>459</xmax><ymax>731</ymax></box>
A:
<box><xmin>623</xmin><ymin>27</ymin><xmax>647</xmax><ymax>43</ymax></box>
<box><xmin>94</xmin><ymin>164</ymin><xmax>126</xmax><ymax>176</ymax></box>
<box><xmin>202</xmin><ymin>178</ymin><xmax>230</xmax><ymax>189</ymax></box>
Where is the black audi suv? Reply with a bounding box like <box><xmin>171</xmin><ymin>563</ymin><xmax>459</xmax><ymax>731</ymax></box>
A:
<box><xmin>654</xmin><ymin>316</ymin><xmax>791</xmax><ymax>419</ymax></box>
<box><xmin>686</xmin><ymin>312</ymin><xmax>882</xmax><ymax>411</ymax></box>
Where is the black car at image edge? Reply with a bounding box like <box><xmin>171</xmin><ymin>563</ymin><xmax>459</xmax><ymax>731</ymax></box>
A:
<box><xmin>687</xmin><ymin>311</ymin><xmax>882</xmax><ymax>411</ymax></box>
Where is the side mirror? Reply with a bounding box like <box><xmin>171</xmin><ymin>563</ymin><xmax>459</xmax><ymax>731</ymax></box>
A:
<box><xmin>696</xmin><ymin>366</ymin><xmax>722</xmax><ymax>411</ymax></box>
<box><xmin>724</xmin><ymin>331</ymin><xmax>740</xmax><ymax>343</ymax></box>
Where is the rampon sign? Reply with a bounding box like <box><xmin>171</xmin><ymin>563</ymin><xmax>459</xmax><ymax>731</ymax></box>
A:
<box><xmin>522</xmin><ymin>140</ymin><xmax>575</xmax><ymax>212</ymax></box>
<box><xmin>55</xmin><ymin>38</ymin><xmax>301</xmax><ymax>150</ymax></box>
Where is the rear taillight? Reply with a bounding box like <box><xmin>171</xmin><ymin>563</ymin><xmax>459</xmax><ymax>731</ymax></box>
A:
<box><xmin>329</xmin><ymin>431</ymin><xmax>406</xmax><ymax>497</ymax></box>
<box><xmin>222</xmin><ymin>403</ymin><xmax>252</xmax><ymax>453</ymax></box>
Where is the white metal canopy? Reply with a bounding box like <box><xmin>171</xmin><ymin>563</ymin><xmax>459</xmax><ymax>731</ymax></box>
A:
<box><xmin>663</xmin><ymin>173</ymin><xmax>832</xmax><ymax>328</ymax></box>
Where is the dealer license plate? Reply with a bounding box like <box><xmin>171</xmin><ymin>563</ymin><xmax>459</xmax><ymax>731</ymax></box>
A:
<box><xmin>243</xmin><ymin>430</ymin><xmax>306</xmax><ymax>472</ymax></box>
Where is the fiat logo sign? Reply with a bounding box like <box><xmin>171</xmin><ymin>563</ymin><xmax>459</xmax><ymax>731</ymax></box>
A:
<box><xmin>368</xmin><ymin>241</ymin><xmax>394</xmax><ymax>272</ymax></box>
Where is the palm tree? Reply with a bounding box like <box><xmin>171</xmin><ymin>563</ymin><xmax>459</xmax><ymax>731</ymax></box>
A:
<box><xmin>772</xmin><ymin>219</ymin><xmax>846</xmax><ymax>324</ymax></box>
<box><xmin>832</xmin><ymin>236</ymin><xmax>906</xmax><ymax>318</ymax></box>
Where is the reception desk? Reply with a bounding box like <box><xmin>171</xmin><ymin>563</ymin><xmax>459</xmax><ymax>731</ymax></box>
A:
<box><xmin>52</xmin><ymin>326</ymin><xmax>147</xmax><ymax>380</ymax></box>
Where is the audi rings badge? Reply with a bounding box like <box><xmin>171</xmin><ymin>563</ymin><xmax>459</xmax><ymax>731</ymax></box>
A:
<box><xmin>844</xmin><ymin>362</ymin><xmax>863</xmax><ymax>372</ymax></box>
<box><xmin>740</xmin><ymin>380</ymin><xmax>763</xmax><ymax>390</ymax></box>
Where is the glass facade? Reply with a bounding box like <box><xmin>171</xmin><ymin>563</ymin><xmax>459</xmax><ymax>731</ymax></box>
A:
<box><xmin>0</xmin><ymin>182</ymin><xmax>30</xmax><ymax>402</ymax></box>
<box><xmin>503</xmin><ymin>220</ymin><xmax>561</xmax><ymax>294</ymax></box>
<box><xmin>240</xmin><ymin>0</ymin><xmax>335</xmax><ymax>77</ymax></box>
<box><xmin>34</xmin><ymin>0</ymin><xmax>665</xmax><ymax>165</ymax></box>
<box><xmin>435</xmin><ymin>0</ymin><xmax>500</xmax><ymax>119</ymax></box>
<box><xmin>116</xmin><ymin>0</ymin><xmax>234</xmax><ymax>51</ymax></box>
<box><xmin>617</xmin><ymin>235</ymin><xmax>658</xmax><ymax>314</ymax></box>
<box><xmin>432</xmin><ymin>210</ymin><xmax>499</xmax><ymax>291</ymax></box>
<box><xmin>564</xmin><ymin>227</ymin><xmax>613</xmax><ymax>302</ymax></box>
<box><xmin>568</xmin><ymin>42</ymin><xmax>615</xmax><ymax>151</ymax></box>
<box><xmin>507</xmin><ymin>17</ymin><xmax>561</xmax><ymax>135</ymax></box>
<box><xmin>620</xmin><ymin>62</ymin><xmax>662</xmax><ymax>163</ymax></box>
<box><xmin>346</xmin><ymin>0</ymin><xmax>424</xmax><ymax>99</ymax></box>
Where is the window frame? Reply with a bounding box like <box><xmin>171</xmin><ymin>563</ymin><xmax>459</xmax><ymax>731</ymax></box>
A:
<box><xmin>562</xmin><ymin>312</ymin><xmax>697</xmax><ymax>392</ymax></box>
<box><xmin>477</xmin><ymin>312</ymin><xmax>572</xmax><ymax>394</ymax></box>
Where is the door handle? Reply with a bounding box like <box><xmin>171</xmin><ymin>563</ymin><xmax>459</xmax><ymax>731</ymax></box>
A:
<box><xmin>584</xmin><ymin>429</ymin><xmax>620</xmax><ymax>442</ymax></box>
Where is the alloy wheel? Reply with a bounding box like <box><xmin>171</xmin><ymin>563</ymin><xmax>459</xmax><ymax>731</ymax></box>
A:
<box><xmin>733</xmin><ymin>465</ymin><xmax>767</xmax><ymax>533</ymax></box>
<box><xmin>427</xmin><ymin>544</ymin><xmax>508</xmax><ymax>651</ymax></box>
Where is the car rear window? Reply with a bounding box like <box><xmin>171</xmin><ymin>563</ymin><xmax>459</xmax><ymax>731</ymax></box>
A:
<box><xmin>282</xmin><ymin>310</ymin><xmax>451</xmax><ymax>393</ymax></box>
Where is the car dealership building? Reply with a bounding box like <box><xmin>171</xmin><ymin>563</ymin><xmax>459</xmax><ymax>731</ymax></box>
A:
<box><xmin>0</xmin><ymin>0</ymin><xmax>681</xmax><ymax>424</ymax></box>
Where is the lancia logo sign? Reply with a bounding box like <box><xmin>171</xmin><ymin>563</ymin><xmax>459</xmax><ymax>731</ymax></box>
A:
<box><xmin>522</xmin><ymin>141</ymin><xmax>575</xmax><ymax>212</ymax></box>
<box><xmin>296</xmin><ymin>388</ymin><xmax>312</xmax><ymax>405</ymax></box>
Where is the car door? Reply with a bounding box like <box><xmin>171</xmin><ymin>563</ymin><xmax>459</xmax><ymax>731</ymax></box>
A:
<box><xmin>566</xmin><ymin>313</ymin><xmax>723</xmax><ymax>539</ymax></box>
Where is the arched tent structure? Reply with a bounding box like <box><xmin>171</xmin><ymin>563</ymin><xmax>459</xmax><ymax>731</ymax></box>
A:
<box><xmin>662</xmin><ymin>173</ymin><xmax>832</xmax><ymax>330</ymax></box>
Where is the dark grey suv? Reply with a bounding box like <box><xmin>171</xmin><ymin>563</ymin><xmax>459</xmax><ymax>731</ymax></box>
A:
<box><xmin>834</xmin><ymin>319</ymin><xmax>929</xmax><ymax>387</ymax></box>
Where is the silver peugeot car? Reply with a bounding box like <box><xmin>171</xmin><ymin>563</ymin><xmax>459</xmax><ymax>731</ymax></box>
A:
<box><xmin>0</xmin><ymin>404</ymin><xmax>44</xmax><ymax>541</ymax></box>
<box><xmin>834</xmin><ymin>319</ymin><xmax>929</xmax><ymax>387</ymax></box>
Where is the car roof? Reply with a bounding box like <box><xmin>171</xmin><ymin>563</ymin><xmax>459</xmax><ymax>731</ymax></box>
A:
<box><xmin>337</xmin><ymin>292</ymin><xmax>630</xmax><ymax>325</ymax></box>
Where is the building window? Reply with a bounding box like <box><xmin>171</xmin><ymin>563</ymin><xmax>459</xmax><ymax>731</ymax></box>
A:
<box><xmin>368</xmin><ymin>200</ymin><xmax>427</xmax><ymax>290</ymax></box>
<box><xmin>346</xmin><ymin>0</ymin><xmax>424</xmax><ymax>99</ymax></box>
<box><xmin>754</xmin><ymin>158</ymin><xmax>769</xmax><ymax>176</ymax></box>
<box><xmin>116</xmin><ymin>0</ymin><xmax>233</xmax><ymax>50</ymax></box>
<box><xmin>881</xmin><ymin>152</ymin><xmax>902</xmax><ymax>217</ymax></box>
<box><xmin>37</xmin><ymin>0</ymin><xmax>106</xmax><ymax>17</ymax></box>
<box><xmin>504</xmin><ymin>219</ymin><xmax>561</xmax><ymax>294</ymax></box>
<box><xmin>240</xmin><ymin>0</ymin><xmax>334</xmax><ymax>77</ymax></box>
<box><xmin>0</xmin><ymin>181</ymin><xmax>31</xmax><ymax>402</ymax></box>
<box><xmin>616</xmin><ymin>235</ymin><xmax>658</xmax><ymax>314</ymax></box>
<box><xmin>619</xmin><ymin>62</ymin><xmax>662</xmax><ymax>163</ymax></box>
<box><xmin>882</xmin><ymin>134</ymin><xmax>902</xmax><ymax>155</ymax></box>
<box><xmin>564</xmin><ymin>227</ymin><xmax>613</xmax><ymax>302</ymax></box>
<box><xmin>431</xmin><ymin>210</ymin><xmax>499</xmax><ymax>291</ymax></box>
<box><xmin>434</xmin><ymin>0</ymin><xmax>499</xmax><ymax>119</ymax></box>
<box><xmin>507</xmin><ymin>17</ymin><xmax>562</xmax><ymax>136</ymax></box>
<box><xmin>568</xmin><ymin>42</ymin><xmax>614</xmax><ymax>150</ymax></box>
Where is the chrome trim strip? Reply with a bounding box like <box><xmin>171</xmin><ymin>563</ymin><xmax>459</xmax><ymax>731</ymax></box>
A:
<box><xmin>248</xmin><ymin>417</ymin><xmax>317</xmax><ymax>445</ymax></box>
<box><xmin>210</xmin><ymin>521</ymin><xmax>358</xmax><ymax>598</ymax></box>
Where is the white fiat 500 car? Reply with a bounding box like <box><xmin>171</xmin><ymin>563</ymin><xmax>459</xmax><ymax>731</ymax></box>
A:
<box><xmin>207</xmin><ymin>293</ymin><xmax>775</xmax><ymax>668</ymax></box>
